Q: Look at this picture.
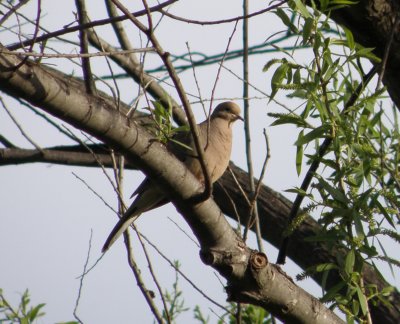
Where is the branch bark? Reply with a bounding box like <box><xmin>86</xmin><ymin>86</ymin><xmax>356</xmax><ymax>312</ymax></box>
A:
<box><xmin>0</xmin><ymin>46</ymin><xmax>343</xmax><ymax>323</ymax></box>
<box><xmin>323</xmin><ymin>0</ymin><xmax>400</xmax><ymax>108</ymax></box>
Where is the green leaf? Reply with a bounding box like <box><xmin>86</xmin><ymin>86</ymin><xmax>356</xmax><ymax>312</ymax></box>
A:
<box><xmin>356</xmin><ymin>286</ymin><xmax>368</xmax><ymax>315</ymax></box>
<box><xmin>294</xmin><ymin>125</ymin><xmax>328</xmax><ymax>146</ymax></box>
<box><xmin>381</xmin><ymin>286</ymin><xmax>395</xmax><ymax>297</ymax></box>
<box><xmin>270</xmin><ymin>63</ymin><xmax>289</xmax><ymax>100</ymax></box>
<box><xmin>319</xmin><ymin>0</ymin><xmax>329</xmax><ymax>11</ymax></box>
<box><xmin>316</xmin><ymin>176</ymin><xmax>349</xmax><ymax>204</ymax></box>
<box><xmin>28</xmin><ymin>303</ymin><xmax>45</xmax><ymax>320</ymax></box>
<box><xmin>352</xmin><ymin>299</ymin><xmax>360</xmax><ymax>316</ymax></box>
<box><xmin>345</xmin><ymin>249</ymin><xmax>355</xmax><ymax>275</ymax></box>
<box><xmin>315</xmin><ymin>263</ymin><xmax>339</xmax><ymax>272</ymax></box>
<box><xmin>353</xmin><ymin>46</ymin><xmax>381</xmax><ymax>63</ymax></box>
<box><xmin>284</xmin><ymin>187</ymin><xmax>309</xmax><ymax>196</ymax></box>
<box><xmin>268</xmin><ymin>113</ymin><xmax>312</xmax><ymax>128</ymax></box>
<box><xmin>302</xmin><ymin>17</ymin><xmax>314</xmax><ymax>44</ymax></box>
<box><xmin>296</xmin><ymin>130</ymin><xmax>304</xmax><ymax>175</ymax></box>
<box><xmin>293</xmin><ymin>68</ymin><xmax>301</xmax><ymax>84</ymax></box>
<box><xmin>342</xmin><ymin>26</ymin><xmax>355</xmax><ymax>50</ymax></box>
<box><xmin>374</xmin><ymin>199</ymin><xmax>396</xmax><ymax>228</ymax></box>
<box><xmin>152</xmin><ymin>100</ymin><xmax>167</xmax><ymax>118</ymax></box>
<box><xmin>170</xmin><ymin>125</ymin><xmax>190</xmax><ymax>134</ymax></box>
<box><xmin>321</xmin><ymin>281</ymin><xmax>346</xmax><ymax>302</ymax></box>
<box><xmin>292</xmin><ymin>0</ymin><xmax>311</xmax><ymax>18</ymax></box>
<box><xmin>275</xmin><ymin>8</ymin><xmax>299</xmax><ymax>33</ymax></box>
<box><xmin>353</xmin><ymin>211</ymin><xmax>365</xmax><ymax>240</ymax></box>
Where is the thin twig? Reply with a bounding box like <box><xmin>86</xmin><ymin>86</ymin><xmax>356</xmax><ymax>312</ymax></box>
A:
<box><xmin>236</xmin><ymin>303</ymin><xmax>242</xmax><ymax>324</ymax></box>
<box><xmin>241</xmin><ymin>0</ymin><xmax>264</xmax><ymax>253</ymax></box>
<box><xmin>18</xmin><ymin>99</ymin><xmax>80</xmax><ymax>143</ymax></box>
<box><xmin>105</xmin><ymin>0</ymin><xmax>133</xmax><ymax>50</ymax></box>
<box><xmin>134</xmin><ymin>227</ymin><xmax>171</xmax><ymax>323</ymax></box>
<box><xmin>0</xmin><ymin>134</ymin><xmax>17</xmax><ymax>148</ymax></box>
<box><xmin>209</xmin><ymin>20</ymin><xmax>239</xmax><ymax>116</ymax></box>
<box><xmin>110</xmin><ymin>136</ymin><xmax>169</xmax><ymax>322</ymax></box>
<box><xmin>7</xmin><ymin>0</ymin><xmax>178</xmax><ymax>51</ymax></box>
<box><xmin>72</xmin><ymin>172</ymin><xmax>118</xmax><ymax>214</ymax></box>
<box><xmin>243</xmin><ymin>130</ymin><xmax>271</xmax><ymax>238</ymax></box>
<box><xmin>75</xmin><ymin>0</ymin><xmax>96</xmax><ymax>94</ymax></box>
<box><xmin>252</xmin><ymin>129</ymin><xmax>271</xmax><ymax>204</ymax></box>
<box><xmin>105</xmin><ymin>0</ymin><xmax>146</xmax><ymax>113</ymax></box>
<box><xmin>1</xmin><ymin>48</ymin><xmax>155</xmax><ymax>58</ymax></box>
<box><xmin>206</xmin><ymin>19</ymin><xmax>238</xmax><ymax>150</ymax></box>
<box><xmin>227</xmin><ymin>166</ymin><xmax>252</xmax><ymax>207</ymax></box>
<box><xmin>167</xmin><ymin>217</ymin><xmax>200</xmax><ymax>247</ymax></box>
<box><xmin>87</xmin><ymin>20</ymin><xmax>187</xmax><ymax>125</ymax></box>
<box><xmin>66</xmin><ymin>128</ymin><xmax>126</xmax><ymax>206</ymax></box>
<box><xmin>215</xmin><ymin>181</ymin><xmax>242</xmax><ymax>230</ymax></box>
<box><xmin>140</xmin><ymin>233</ymin><xmax>232</xmax><ymax>314</ymax></box>
<box><xmin>14</xmin><ymin>0</ymin><xmax>42</xmax><ymax>70</ymax></box>
<box><xmin>123</xmin><ymin>230</ymin><xmax>165</xmax><ymax>324</ymax></box>
<box><xmin>186</xmin><ymin>42</ymin><xmax>207</xmax><ymax>116</ymax></box>
<box><xmin>110</xmin><ymin>150</ymin><xmax>124</xmax><ymax>209</ymax></box>
<box><xmin>0</xmin><ymin>97</ymin><xmax>43</xmax><ymax>152</ymax></box>
<box><xmin>73</xmin><ymin>229</ymin><xmax>93</xmax><ymax>324</ymax></box>
<box><xmin>0</xmin><ymin>0</ymin><xmax>30</xmax><ymax>26</ymax></box>
<box><xmin>219</xmin><ymin>63</ymin><xmax>294</xmax><ymax>113</ymax></box>
<box><xmin>159</xmin><ymin>0</ymin><xmax>287</xmax><ymax>26</ymax></box>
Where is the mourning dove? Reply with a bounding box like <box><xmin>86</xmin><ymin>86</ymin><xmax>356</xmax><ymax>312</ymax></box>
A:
<box><xmin>102</xmin><ymin>101</ymin><xmax>242</xmax><ymax>252</ymax></box>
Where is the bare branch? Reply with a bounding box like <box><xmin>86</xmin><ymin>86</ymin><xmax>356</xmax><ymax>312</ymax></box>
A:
<box><xmin>75</xmin><ymin>0</ymin><xmax>96</xmax><ymax>94</ymax></box>
<box><xmin>0</xmin><ymin>48</ymin><xmax>155</xmax><ymax>59</ymax></box>
<box><xmin>73</xmin><ymin>229</ymin><xmax>93</xmax><ymax>324</ymax></box>
<box><xmin>6</xmin><ymin>0</ymin><xmax>178</xmax><ymax>51</ymax></box>
<box><xmin>140</xmin><ymin>232</ymin><xmax>231</xmax><ymax>314</ymax></box>
<box><xmin>123</xmin><ymin>231</ymin><xmax>165</xmax><ymax>324</ymax></box>
<box><xmin>87</xmin><ymin>31</ymin><xmax>187</xmax><ymax>125</ymax></box>
<box><xmin>158</xmin><ymin>1</ymin><xmax>288</xmax><ymax>26</ymax></box>
<box><xmin>0</xmin><ymin>97</ymin><xmax>43</xmax><ymax>152</ymax></box>
<box><xmin>241</xmin><ymin>0</ymin><xmax>264</xmax><ymax>253</ymax></box>
<box><xmin>0</xmin><ymin>0</ymin><xmax>30</xmax><ymax>26</ymax></box>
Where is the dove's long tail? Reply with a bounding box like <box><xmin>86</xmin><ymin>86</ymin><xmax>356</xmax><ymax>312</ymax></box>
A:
<box><xmin>102</xmin><ymin>183</ymin><xmax>167</xmax><ymax>252</ymax></box>
<box><xmin>102</xmin><ymin>211</ymin><xmax>141</xmax><ymax>252</ymax></box>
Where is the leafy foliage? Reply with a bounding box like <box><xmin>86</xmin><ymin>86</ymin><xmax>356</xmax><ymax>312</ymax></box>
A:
<box><xmin>218</xmin><ymin>303</ymin><xmax>273</xmax><ymax>324</ymax></box>
<box><xmin>268</xmin><ymin>0</ymin><xmax>399</xmax><ymax>322</ymax></box>
<box><xmin>0</xmin><ymin>289</ymin><xmax>46</xmax><ymax>324</ymax></box>
<box><xmin>0</xmin><ymin>289</ymin><xmax>77</xmax><ymax>324</ymax></box>
<box><xmin>143</xmin><ymin>100</ymin><xmax>189</xmax><ymax>145</ymax></box>
<box><xmin>162</xmin><ymin>261</ymin><xmax>190</xmax><ymax>323</ymax></box>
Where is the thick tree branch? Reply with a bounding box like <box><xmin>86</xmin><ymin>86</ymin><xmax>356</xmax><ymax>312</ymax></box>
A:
<box><xmin>325</xmin><ymin>0</ymin><xmax>400</xmax><ymax>108</ymax></box>
<box><xmin>0</xmin><ymin>46</ymin><xmax>343</xmax><ymax>323</ymax></box>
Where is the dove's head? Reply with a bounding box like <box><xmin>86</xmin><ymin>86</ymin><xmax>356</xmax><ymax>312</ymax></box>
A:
<box><xmin>212</xmin><ymin>101</ymin><xmax>243</xmax><ymax>124</ymax></box>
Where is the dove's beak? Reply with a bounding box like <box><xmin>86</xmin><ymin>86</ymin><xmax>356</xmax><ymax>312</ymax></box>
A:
<box><xmin>236</xmin><ymin>114</ymin><xmax>244</xmax><ymax>122</ymax></box>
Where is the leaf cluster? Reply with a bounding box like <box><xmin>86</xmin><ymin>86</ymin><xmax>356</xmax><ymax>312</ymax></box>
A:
<box><xmin>268</xmin><ymin>1</ymin><xmax>399</xmax><ymax>321</ymax></box>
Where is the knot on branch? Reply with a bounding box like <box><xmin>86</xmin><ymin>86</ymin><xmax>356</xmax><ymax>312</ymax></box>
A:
<box><xmin>199</xmin><ymin>245</ymin><xmax>249</xmax><ymax>278</ymax></box>
<box><xmin>225</xmin><ymin>250</ymin><xmax>270</xmax><ymax>304</ymax></box>
<box><xmin>250</xmin><ymin>251</ymin><xmax>268</xmax><ymax>270</ymax></box>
